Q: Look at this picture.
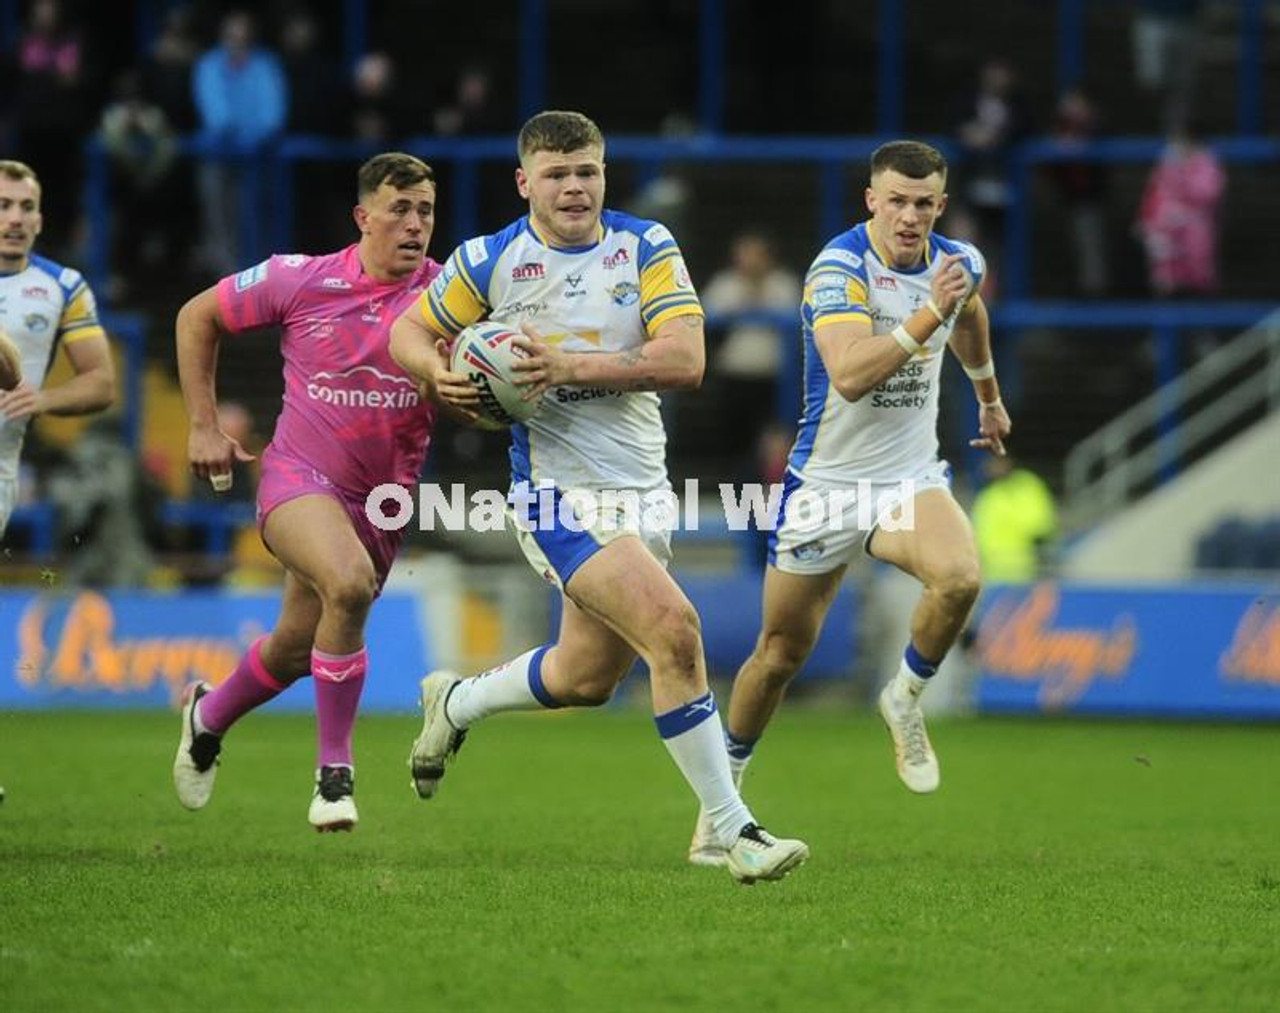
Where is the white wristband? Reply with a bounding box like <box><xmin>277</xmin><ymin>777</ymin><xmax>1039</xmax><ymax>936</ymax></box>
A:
<box><xmin>979</xmin><ymin>396</ymin><xmax>1003</xmax><ymax>409</ymax></box>
<box><xmin>890</xmin><ymin>325</ymin><xmax>919</xmax><ymax>356</ymax></box>
<box><xmin>963</xmin><ymin>360</ymin><xmax>996</xmax><ymax>381</ymax></box>
<box><xmin>925</xmin><ymin>298</ymin><xmax>947</xmax><ymax>325</ymax></box>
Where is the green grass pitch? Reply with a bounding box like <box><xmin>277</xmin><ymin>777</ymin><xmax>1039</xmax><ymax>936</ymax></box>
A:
<box><xmin>1</xmin><ymin>707</ymin><xmax>1277</xmax><ymax>1012</ymax></box>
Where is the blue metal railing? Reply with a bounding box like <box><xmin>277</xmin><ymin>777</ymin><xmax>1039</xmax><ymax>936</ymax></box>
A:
<box><xmin>5</xmin><ymin>500</ymin><xmax>257</xmax><ymax>559</ymax></box>
<box><xmin>84</xmin><ymin>131</ymin><xmax>1280</xmax><ymax>313</ymax></box>
<box><xmin>101</xmin><ymin>311</ymin><xmax>147</xmax><ymax>450</ymax></box>
<box><xmin>5</xmin><ymin>502</ymin><xmax>56</xmax><ymax>554</ymax></box>
<box><xmin>84</xmin><ymin>132</ymin><xmax>964</xmax><ymax>284</ymax></box>
<box><xmin>161</xmin><ymin>500</ymin><xmax>257</xmax><ymax>555</ymax></box>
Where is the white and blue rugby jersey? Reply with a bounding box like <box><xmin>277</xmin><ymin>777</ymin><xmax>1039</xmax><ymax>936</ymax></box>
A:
<box><xmin>0</xmin><ymin>253</ymin><xmax>105</xmax><ymax>481</ymax></box>
<box><xmin>419</xmin><ymin>210</ymin><xmax>702</xmax><ymax>490</ymax></box>
<box><xmin>789</xmin><ymin>222</ymin><xmax>985</xmax><ymax>484</ymax></box>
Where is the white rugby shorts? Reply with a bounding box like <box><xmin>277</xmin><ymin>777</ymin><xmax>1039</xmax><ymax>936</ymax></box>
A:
<box><xmin>506</xmin><ymin>482</ymin><xmax>675</xmax><ymax>590</ymax></box>
<box><xmin>769</xmin><ymin>460</ymin><xmax>953</xmax><ymax>575</ymax></box>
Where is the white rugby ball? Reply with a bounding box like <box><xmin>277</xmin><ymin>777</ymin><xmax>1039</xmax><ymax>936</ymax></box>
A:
<box><xmin>0</xmin><ymin>326</ymin><xmax>21</xmax><ymax>391</ymax></box>
<box><xmin>450</xmin><ymin>320</ymin><xmax>543</xmax><ymax>427</ymax></box>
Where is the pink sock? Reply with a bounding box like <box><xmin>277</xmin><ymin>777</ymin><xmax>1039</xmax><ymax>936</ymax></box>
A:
<box><xmin>198</xmin><ymin>637</ymin><xmax>289</xmax><ymax>735</ymax></box>
<box><xmin>312</xmin><ymin>645</ymin><xmax>367</xmax><ymax>769</ymax></box>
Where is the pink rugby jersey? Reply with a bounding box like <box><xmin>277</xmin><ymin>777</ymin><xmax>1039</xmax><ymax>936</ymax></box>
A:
<box><xmin>216</xmin><ymin>245</ymin><xmax>441</xmax><ymax>495</ymax></box>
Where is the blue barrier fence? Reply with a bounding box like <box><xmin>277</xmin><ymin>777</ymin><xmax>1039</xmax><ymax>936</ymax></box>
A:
<box><xmin>0</xmin><ymin>588</ymin><xmax>431</xmax><ymax>711</ymax></box>
<box><xmin>8</xmin><ymin>579</ymin><xmax>1278</xmax><ymax>720</ymax></box>
<box><xmin>974</xmin><ymin>581</ymin><xmax>1280</xmax><ymax>719</ymax></box>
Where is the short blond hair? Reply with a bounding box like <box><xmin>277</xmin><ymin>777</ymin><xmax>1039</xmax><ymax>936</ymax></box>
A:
<box><xmin>518</xmin><ymin>111</ymin><xmax>604</xmax><ymax>163</ymax></box>
<box><xmin>0</xmin><ymin>160</ymin><xmax>40</xmax><ymax>193</ymax></box>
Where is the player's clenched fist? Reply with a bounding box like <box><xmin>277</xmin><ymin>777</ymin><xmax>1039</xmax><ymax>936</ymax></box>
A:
<box><xmin>929</xmin><ymin>253</ymin><xmax>974</xmax><ymax>319</ymax></box>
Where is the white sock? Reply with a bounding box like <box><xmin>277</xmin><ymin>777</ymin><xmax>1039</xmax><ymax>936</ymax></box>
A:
<box><xmin>445</xmin><ymin>645</ymin><xmax>557</xmax><ymax>729</ymax></box>
<box><xmin>728</xmin><ymin>753</ymin><xmax>750</xmax><ymax>789</ymax></box>
<box><xmin>656</xmin><ymin>691</ymin><xmax>753</xmax><ymax>845</ymax></box>
<box><xmin>890</xmin><ymin>659</ymin><xmax>929</xmax><ymax>706</ymax></box>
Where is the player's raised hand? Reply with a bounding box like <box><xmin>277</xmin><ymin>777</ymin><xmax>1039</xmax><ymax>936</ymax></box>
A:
<box><xmin>970</xmin><ymin>399</ymin><xmax>1011</xmax><ymax>457</ymax></box>
<box><xmin>929</xmin><ymin>254</ymin><xmax>974</xmax><ymax>319</ymax></box>
<box><xmin>512</xmin><ymin>322</ymin><xmax>573</xmax><ymax>401</ymax></box>
<box><xmin>188</xmin><ymin>422</ymin><xmax>256</xmax><ymax>492</ymax></box>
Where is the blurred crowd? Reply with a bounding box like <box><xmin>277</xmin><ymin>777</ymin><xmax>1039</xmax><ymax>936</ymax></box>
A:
<box><xmin>0</xmin><ymin>1</ymin><xmax>1235</xmax><ymax>301</ymax></box>
<box><xmin>0</xmin><ymin>2</ymin><xmax>506</xmax><ymax>289</ymax></box>
<box><xmin>0</xmin><ymin>0</ymin><xmax>1257</xmax><ymax>586</ymax></box>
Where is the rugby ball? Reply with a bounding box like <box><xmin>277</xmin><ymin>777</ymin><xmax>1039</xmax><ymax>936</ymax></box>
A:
<box><xmin>450</xmin><ymin>320</ymin><xmax>543</xmax><ymax>427</ymax></box>
<box><xmin>0</xmin><ymin>326</ymin><xmax>21</xmax><ymax>391</ymax></box>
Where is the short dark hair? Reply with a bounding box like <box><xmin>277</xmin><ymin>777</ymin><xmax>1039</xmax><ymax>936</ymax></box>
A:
<box><xmin>518</xmin><ymin>110</ymin><xmax>605</xmax><ymax>162</ymax></box>
<box><xmin>357</xmin><ymin>153</ymin><xmax>435</xmax><ymax>200</ymax></box>
<box><xmin>0</xmin><ymin>160</ymin><xmax>40</xmax><ymax>192</ymax></box>
<box><xmin>870</xmin><ymin>141</ymin><xmax>947</xmax><ymax>181</ymax></box>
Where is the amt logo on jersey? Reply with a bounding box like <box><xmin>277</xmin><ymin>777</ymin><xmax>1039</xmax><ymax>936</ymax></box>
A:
<box><xmin>512</xmin><ymin>262</ymin><xmax>545</xmax><ymax>281</ymax></box>
<box><xmin>603</xmin><ymin>249</ymin><xmax>630</xmax><ymax>269</ymax></box>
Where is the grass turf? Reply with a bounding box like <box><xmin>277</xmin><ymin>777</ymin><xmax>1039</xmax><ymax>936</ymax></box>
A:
<box><xmin>1</xmin><ymin>707</ymin><xmax>1277</xmax><ymax>1012</ymax></box>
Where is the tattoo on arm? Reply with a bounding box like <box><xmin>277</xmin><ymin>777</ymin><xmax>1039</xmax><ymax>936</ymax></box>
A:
<box><xmin>609</xmin><ymin>346</ymin><xmax>660</xmax><ymax>390</ymax></box>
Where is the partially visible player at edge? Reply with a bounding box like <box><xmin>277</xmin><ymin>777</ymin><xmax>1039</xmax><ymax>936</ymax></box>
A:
<box><xmin>0</xmin><ymin>159</ymin><xmax>116</xmax><ymax>810</ymax></box>
<box><xmin>172</xmin><ymin>153</ymin><xmax>441</xmax><ymax>831</ymax></box>
<box><xmin>687</xmin><ymin>140</ymin><xmax>1011</xmax><ymax>865</ymax></box>
<box><xmin>389</xmin><ymin>110</ymin><xmax>809</xmax><ymax>884</ymax></box>
<box><xmin>0</xmin><ymin>160</ymin><xmax>115</xmax><ymax>536</ymax></box>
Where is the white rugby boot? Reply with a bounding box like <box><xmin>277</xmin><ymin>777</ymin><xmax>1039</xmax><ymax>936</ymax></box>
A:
<box><xmin>408</xmin><ymin>671</ymin><xmax>466</xmax><ymax>799</ymax></box>
<box><xmin>688</xmin><ymin>808</ymin><xmax>730</xmax><ymax>867</ymax></box>
<box><xmin>309</xmin><ymin>766</ymin><xmax>358</xmax><ymax>832</ymax></box>
<box><xmin>878</xmin><ymin>682</ymin><xmax>941</xmax><ymax>793</ymax></box>
<box><xmin>725</xmin><ymin>823</ymin><xmax>810</xmax><ymax>885</ymax></box>
<box><xmin>173</xmin><ymin>681</ymin><xmax>221</xmax><ymax>810</ymax></box>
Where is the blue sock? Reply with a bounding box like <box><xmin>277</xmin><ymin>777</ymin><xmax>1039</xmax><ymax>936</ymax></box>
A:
<box><xmin>725</xmin><ymin>730</ymin><xmax>757</xmax><ymax>761</ymax></box>
<box><xmin>904</xmin><ymin>642</ymin><xmax>940</xmax><ymax>679</ymax></box>
<box><xmin>525</xmin><ymin>645</ymin><xmax>562</xmax><ymax>708</ymax></box>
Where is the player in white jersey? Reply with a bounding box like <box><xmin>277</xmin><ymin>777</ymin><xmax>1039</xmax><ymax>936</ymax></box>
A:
<box><xmin>686</xmin><ymin>141</ymin><xmax>1012</xmax><ymax>865</ymax></box>
<box><xmin>0</xmin><ymin>160</ymin><xmax>115</xmax><ymax>536</ymax></box>
<box><xmin>0</xmin><ymin>160</ymin><xmax>115</xmax><ymax>807</ymax></box>
<box><xmin>389</xmin><ymin>110</ymin><xmax>808</xmax><ymax>884</ymax></box>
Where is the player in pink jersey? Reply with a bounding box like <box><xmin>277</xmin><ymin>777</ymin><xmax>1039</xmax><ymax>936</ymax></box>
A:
<box><xmin>171</xmin><ymin>153</ymin><xmax>441</xmax><ymax>831</ymax></box>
